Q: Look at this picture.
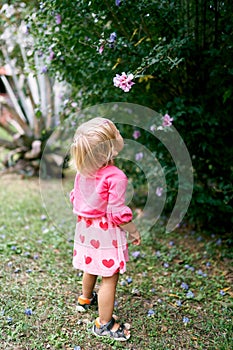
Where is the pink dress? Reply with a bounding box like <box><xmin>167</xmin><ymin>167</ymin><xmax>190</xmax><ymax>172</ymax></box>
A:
<box><xmin>70</xmin><ymin>165</ymin><xmax>133</xmax><ymax>277</ymax></box>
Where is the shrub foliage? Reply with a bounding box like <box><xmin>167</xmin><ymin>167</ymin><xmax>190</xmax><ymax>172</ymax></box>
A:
<box><xmin>3</xmin><ymin>0</ymin><xmax>233</xmax><ymax>232</ymax></box>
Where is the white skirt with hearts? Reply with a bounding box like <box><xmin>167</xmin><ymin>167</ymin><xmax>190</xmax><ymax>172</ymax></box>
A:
<box><xmin>73</xmin><ymin>215</ymin><xmax>129</xmax><ymax>277</ymax></box>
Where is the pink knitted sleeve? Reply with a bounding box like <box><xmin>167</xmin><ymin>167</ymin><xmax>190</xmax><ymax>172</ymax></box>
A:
<box><xmin>106</xmin><ymin>171</ymin><xmax>133</xmax><ymax>225</ymax></box>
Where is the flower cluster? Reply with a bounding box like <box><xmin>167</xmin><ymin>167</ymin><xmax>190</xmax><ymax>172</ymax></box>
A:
<box><xmin>113</xmin><ymin>72</ymin><xmax>135</xmax><ymax>92</ymax></box>
<box><xmin>98</xmin><ymin>32</ymin><xmax>117</xmax><ymax>54</ymax></box>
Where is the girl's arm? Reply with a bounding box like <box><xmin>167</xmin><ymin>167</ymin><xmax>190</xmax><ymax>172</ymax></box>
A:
<box><xmin>119</xmin><ymin>221</ymin><xmax>141</xmax><ymax>246</ymax></box>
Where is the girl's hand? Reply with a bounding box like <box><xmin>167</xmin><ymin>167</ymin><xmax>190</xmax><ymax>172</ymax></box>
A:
<box><xmin>131</xmin><ymin>237</ymin><xmax>141</xmax><ymax>246</ymax></box>
<box><xmin>119</xmin><ymin>222</ymin><xmax>141</xmax><ymax>245</ymax></box>
<box><xmin>128</xmin><ymin>230</ymin><xmax>141</xmax><ymax>246</ymax></box>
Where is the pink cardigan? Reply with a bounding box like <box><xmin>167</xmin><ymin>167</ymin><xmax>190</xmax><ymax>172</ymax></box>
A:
<box><xmin>70</xmin><ymin>165</ymin><xmax>133</xmax><ymax>225</ymax></box>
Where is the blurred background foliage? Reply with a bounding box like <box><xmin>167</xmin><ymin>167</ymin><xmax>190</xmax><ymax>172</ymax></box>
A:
<box><xmin>0</xmin><ymin>0</ymin><xmax>232</xmax><ymax>234</ymax></box>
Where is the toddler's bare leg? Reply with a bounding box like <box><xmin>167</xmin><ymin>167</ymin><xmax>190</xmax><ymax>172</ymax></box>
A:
<box><xmin>82</xmin><ymin>272</ymin><xmax>97</xmax><ymax>299</ymax></box>
<box><xmin>98</xmin><ymin>273</ymin><xmax>119</xmax><ymax>324</ymax></box>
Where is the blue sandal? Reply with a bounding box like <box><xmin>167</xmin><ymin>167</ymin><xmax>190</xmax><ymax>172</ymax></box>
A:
<box><xmin>92</xmin><ymin>317</ymin><xmax>130</xmax><ymax>342</ymax></box>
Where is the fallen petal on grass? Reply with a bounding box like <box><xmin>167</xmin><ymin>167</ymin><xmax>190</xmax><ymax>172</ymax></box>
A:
<box><xmin>183</xmin><ymin>316</ymin><xmax>190</xmax><ymax>324</ymax></box>
<box><xmin>147</xmin><ymin>309</ymin><xmax>155</xmax><ymax>317</ymax></box>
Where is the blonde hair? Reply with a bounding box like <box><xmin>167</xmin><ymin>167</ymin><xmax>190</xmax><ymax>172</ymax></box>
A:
<box><xmin>71</xmin><ymin>117</ymin><xmax>122</xmax><ymax>176</ymax></box>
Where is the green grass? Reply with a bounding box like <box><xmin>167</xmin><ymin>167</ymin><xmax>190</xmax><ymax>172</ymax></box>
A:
<box><xmin>0</xmin><ymin>174</ymin><xmax>232</xmax><ymax>350</ymax></box>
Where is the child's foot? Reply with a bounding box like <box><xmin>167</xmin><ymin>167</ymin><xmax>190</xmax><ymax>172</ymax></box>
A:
<box><xmin>92</xmin><ymin>317</ymin><xmax>130</xmax><ymax>342</ymax></box>
<box><xmin>76</xmin><ymin>292</ymin><xmax>98</xmax><ymax>312</ymax></box>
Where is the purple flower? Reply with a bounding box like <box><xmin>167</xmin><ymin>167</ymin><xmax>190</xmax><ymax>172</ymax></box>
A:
<box><xmin>113</xmin><ymin>72</ymin><xmax>135</xmax><ymax>92</ymax></box>
<box><xmin>132</xmin><ymin>251</ymin><xmax>140</xmax><ymax>259</ymax></box>
<box><xmin>196</xmin><ymin>269</ymin><xmax>207</xmax><ymax>277</ymax></box>
<box><xmin>181</xmin><ymin>282</ymin><xmax>189</xmax><ymax>290</ymax></box>
<box><xmin>219</xmin><ymin>290</ymin><xmax>225</xmax><ymax>296</ymax></box>
<box><xmin>163</xmin><ymin>262</ymin><xmax>169</xmax><ymax>268</ymax></box>
<box><xmin>183</xmin><ymin>316</ymin><xmax>190</xmax><ymax>324</ymax></box>
<box><xmin>162</xmin><ymin>114</ymin><xmax>173</xmax><ymax>127</ymax></box>
<box><xmin>169</xmin><ymin>241</ymin><xmax>175</xmax><ymax>246</ymax></box>
<box><xmin>115</xmin><ymin>0</ymin><xmax>121</xmax><ymax>5</ymax></box>
<box><xmin>155</xmin><ymin>250</ymin><xmax>161</xmax><ymax>257</ymax></box>
<box><xmin>25</xmin><ymin>309</ymin><xmax>33</xmax><ymax>316</ymax></box>
<box><xmin>109</xmin><ymin>32</ymin><xmax>117</xmax><ymax>43</ymax></box>
<box><xmin>156</xmin><ymin>187</ymin><xmax>163</xmax><ymax>197</ymax></box>
<box><xmin>126</xmin><ymin>277</ymin><xmax>133</xmax><ymax>284</ymax></box>
<box><xmin>55</xmin><ymin>14</ymin><xmax>62</xmax><ymax>25</ymax></box>
<box><xmin>206</xmin><ymin>262</ymin><xmax>211</xmax><ymax>267</ymax></box>
<box><xmin>147</xmin><ymin>309</ymin><xmax>155</xmax><ymax>317</ymax></box>
<box><xmin>186</xmin><ymin>290</ymin><xmax>194</xmax><ymax>298</ymax></box>
<box><xmin>135</xmin><ymin>152</ymin><xmax>143</xmax><ymax>161</ymax></box>
<box><xmin>185</xmin><ymin>264</ymin><xmax>195</xmax><ymax>271</ymax></box>
<box><xmin>132</xmin><ymin>130</ymin><xmax>141</xmax><ymax>139</ymax></box>
<box><xmin>41</xmin><ymin>66</ymin><xmax>48</xmax><ymax>74</ymax></box>
<box><xmin>49</xmin><ymin>50</ymin><xmax>55</xmax><ymax>60</ymax></box>
<box><xmin>74</xmin><ymin>346</ymin><xmax>81</xmax><ymax>350</ymax></box>
<box><xmin>176</xmin><ymin>300</ymin><xmax>182</xmax><ymax>307</ymax></box>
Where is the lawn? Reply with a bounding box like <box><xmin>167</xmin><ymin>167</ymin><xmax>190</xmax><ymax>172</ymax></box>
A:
<box><xmin>0</xmin><ymin>174</ymin><xmax>232</xmax><ymax>350</ymax></box>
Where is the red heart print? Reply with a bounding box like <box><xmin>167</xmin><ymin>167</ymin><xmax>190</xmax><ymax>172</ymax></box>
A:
<box><xmin>112</xmin><ymin>240</ymin><xmax>118</xmax><ymax>248</ymax></box>
<box><xmin>73</xmin><ymin>249</ymin><xmax>77</xmax><ymax>257</ymax></box>
<box><xmin>120</xmin><ymin>261</ymin><xmax>124</xmax><ymax>269</ymax></box>
<box><xmin>85</xmin><ymin>256</ymin><xmax>92</xmax><ymax>264</ymax></box>
<box><xmin>102</xmin><ymin>259</ymin><xmax>115</xmax><ymax>268</ymax></box>
<box><xmin>77</xmin><ymin>216</ymin><xmax>82</xmax><ymax>222</ymax></box>
<box><xmin>79</xmin><ymin>234</ymin><xmax>85</xmax><ymax>243</ymax></box>
<box><xmin>99</xmin><ymin>222</ymin><xmax>108</xmax><ymax>230</ymax></box>
<box><xmin>90</xmin><ymin>239</ymin><xmax>100</xmax><ymax>249</ymax></box>
<box><xmin>86</xmin><ymin>219</ymin><xmax>92</xmax><ymax>228</ymax></box>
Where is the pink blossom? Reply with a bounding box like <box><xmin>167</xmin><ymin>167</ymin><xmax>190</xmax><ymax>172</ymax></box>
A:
<box><xmin>162</xmin><ymin>114</ymin><xmax>173</xmax><ymax>127</ymax></box>
<box><xmin>55</xmin><ymin>14</ymin><xmax>62</xmax><ymax>25</ymax></box>
<box><xmin>49</xmin><ymin>50</ymin><xmax>55</xmax><ymax>60</ymax></box>
<box><xmin>99</xmin><ymin>45</ymin><xmax>104</xmax><ymax>54</ymax></box>
<box><xmin>113</xmin><ymin>72</ymin><xmax>135</xmax><ymax>92</ymax></box>
<box><xmin>133</xmin><ymin>130</ymin><xmax>141</xmax><ymax>139</ymax></box>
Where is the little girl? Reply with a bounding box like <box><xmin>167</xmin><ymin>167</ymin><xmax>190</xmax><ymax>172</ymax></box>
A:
<box><xmin>70</xmin><ymin>117</ymin><xmax>141</xmax><ymax>342</ymax></box>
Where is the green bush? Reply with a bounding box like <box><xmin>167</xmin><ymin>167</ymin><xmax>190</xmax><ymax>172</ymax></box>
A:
<box><xmin>27</xmin><ymin>0</ymin><xmax>233</xmax><ymax>233</ymax></box>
